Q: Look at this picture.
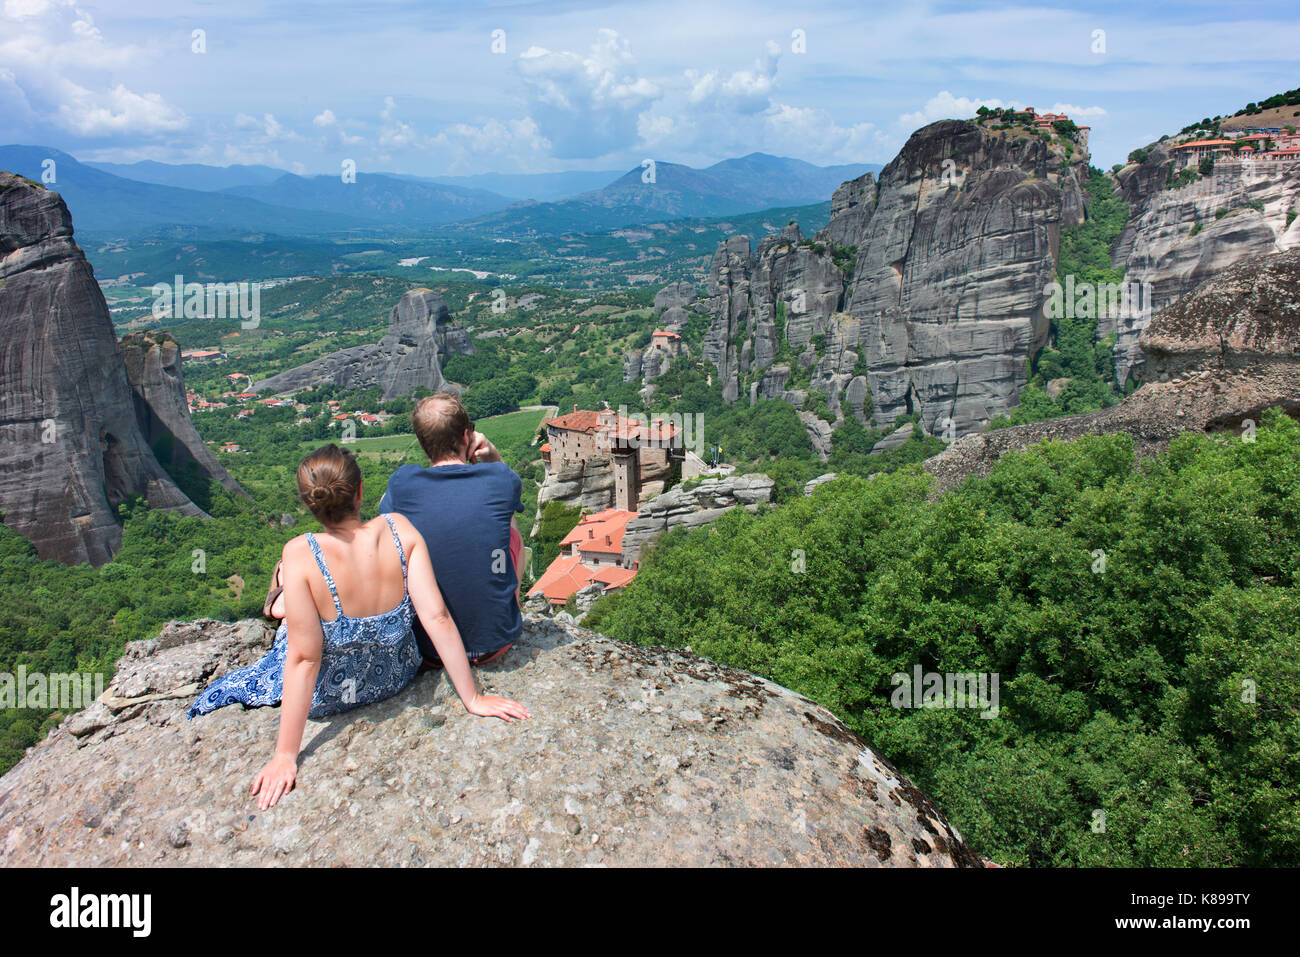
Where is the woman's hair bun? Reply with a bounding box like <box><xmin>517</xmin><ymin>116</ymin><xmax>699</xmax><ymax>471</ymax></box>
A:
<box><xmin>296</xmin><ymin>445</ymin><xmax>362</xmax><ymax>525</ymax></box>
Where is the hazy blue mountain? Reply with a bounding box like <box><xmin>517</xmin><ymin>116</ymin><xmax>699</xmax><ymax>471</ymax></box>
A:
<box><xmin>3</xmin><ymin>146</ymin><xmax>877</xmax><ymax>241</ymax></box>
<box><xmin>461</xmin><ymin>152</ymin><xmax>882</xmax><ymax>236</ymax></box>
<box><xmin>221</xmin><ymin>172</ymin><xmax>515</xmax><ymax>227</ymax></box>
<box><xmin>84</xmin><ymin>159</ymin><xmax>288</xmax><ymax>191</ymax></box>
<box><xmin>414</xmin><ymin>169</ymin><xmax>626</xmax><ymax>201</ymax></box>
<box><xmin>0</xmin><ymin>146</ymin><xmax>384</xmax><ymax>239</ymax></box>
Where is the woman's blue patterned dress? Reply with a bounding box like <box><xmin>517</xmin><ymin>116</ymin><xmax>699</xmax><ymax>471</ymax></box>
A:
<box><xmin>189</xmin><ymin>515</ymin><xmax>422</xmax><ymax>720</ymax></box>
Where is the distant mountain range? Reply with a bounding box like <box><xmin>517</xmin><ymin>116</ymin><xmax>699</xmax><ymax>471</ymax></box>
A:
<box><xmin>219</xmin><ymin>173</ymin><xmax>514</xmax><ymax>228</ymax></box>
<box><xmin>85</xmin><ymin>159</ymin><xmax>287</xmax><ymax>191</ymax></box>
<box><xmin>1</xmin><ymin>145</ymin><xmax>880</xmax><ymax>240</ymax></box>
<box><xmin>0</xmin><ymin>146</ymin><xmax>375</xmax><ymax>239</ymax></box>
<box><xmin>463</xmin><ymin>153</ymin><xmax>881</xmax><ymax>236</ymax></box>
<box><xmin>417</xmin><ymin>170</ymin><xmax>628</xmax><ymax>202</ymax></box>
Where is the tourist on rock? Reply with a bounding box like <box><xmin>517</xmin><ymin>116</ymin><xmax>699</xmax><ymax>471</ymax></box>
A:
<box><xmin>189</xmin><ymin>443</ymin><xmax>529</xmax><ymax>810</ymax></box>
<box><xmin>378</xmin><ymin>392</ymin><xmax>526</xmax><ymax>669</ymax></box>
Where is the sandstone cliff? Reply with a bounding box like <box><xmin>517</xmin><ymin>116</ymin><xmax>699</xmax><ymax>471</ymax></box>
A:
<box><xmin>1109</xmin><ymin>149</ymin><xmax>1300</xmax><ymax>383</ymax></box>
<box><xmin>0</xmin><ymin>616</ymin><xmax>980</xmax><ymax>867</ymax></box>
<box><xmin>620</xmin><ymin>472</ymin><xmax>775</xmax><ymax>565</ymax></box>
<box><xmin>697</xmin><ymin>119</ymin><xmax>1090</xmax><ymax>446</ymax></box>
<box><xmin>118</xmin><ymin>330</ymin><xmax>245</xmax><ymax>497</ymax></box>
<box><xmin>0</xmin><ymin>171</ymin><xmax>205</xmax><ymax>566</ymax></box>
<box><xmin>252</xmin><ymin>289</ymin><xmax>475</xmax><ymax>400</ymax></box>
<box><xmin>923</xmin><ymin>248</ymin><xmax>1300</xmax><ymax>492</ymax></box>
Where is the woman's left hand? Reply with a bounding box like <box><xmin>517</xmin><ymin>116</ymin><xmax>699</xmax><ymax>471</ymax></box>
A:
<box><xmin>251</xmin><ymin>753</ymin><xmax>297</xmax><ymax>810</ymax></box>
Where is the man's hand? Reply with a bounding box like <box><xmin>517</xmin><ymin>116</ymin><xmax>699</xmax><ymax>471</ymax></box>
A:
<box><xmin>467</xmin><ymin>431</ymin><xmax>502</xmax><ymax>463</ymax></box>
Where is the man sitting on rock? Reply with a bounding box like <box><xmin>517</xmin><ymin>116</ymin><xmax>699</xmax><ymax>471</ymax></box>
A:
<box><xmin>377</xmin><ymin>392</ymin><xmax>524</xmax><ymax>668</ymax></box>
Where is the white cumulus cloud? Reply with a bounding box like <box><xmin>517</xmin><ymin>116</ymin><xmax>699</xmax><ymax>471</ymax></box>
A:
<box><xmin>0</xmin><ymin>0</ymin><xmax>187</xmax><ymax>138</ymax></box>
<box><xmin>515</xmin><ymin>29</ymin><xmax>661</xmax><ymax>159</ymax></box>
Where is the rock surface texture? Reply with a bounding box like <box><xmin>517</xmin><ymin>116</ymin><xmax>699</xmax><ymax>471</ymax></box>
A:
<box><xmin>0</xmin><ymin>171</ymin><xmax>205</xmax><ymax>566</ymax></box>
<box><xmin>697</xmin><ymin>120</ymin><xmax>1090</xmax><ymax>446</ymax></box>
<box><xmin>1110</xmin><ymin>150</ymin><xmax>1300</xmax><ymax>383</ymax></box>
<box><xmin>118</xmin><ymin>330</ymin><xmax>245</xmax><ymax>496</ymax></box>
<box><xmin>620</xmin><ymin>472</ymin><xmax>774</xmax><ymax>565</ymax></box>
<box><xmin>0</xmin><ymin>616</ymin><xmax>981</xmax><ymax>867</ymax></box>
<box><xmin>536</xmin><ymin>451</ymin><xmax>676</xmax><ymax>513</ymax></box>
<box><xmin>923</xmin><ymin>248</ymin><xmax>1300</xmax><ymax>493</ymax></box>
<box><xmin>253</xmin><ymin>289</ymin><xmax>475</xmax><ymax>400</ymax></box>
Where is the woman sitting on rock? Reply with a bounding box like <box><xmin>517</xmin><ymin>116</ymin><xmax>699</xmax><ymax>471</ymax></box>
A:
<box><xmin>189</xmin><ymin>443</ymin><xmax>529</xmax><ymax>810</ymax></box>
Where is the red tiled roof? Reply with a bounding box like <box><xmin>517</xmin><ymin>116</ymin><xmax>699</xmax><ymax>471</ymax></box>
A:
<box><xmin>545</xmin><ymin>409</ymin><xmax>678</xmax><ymax>443</ymax></box>
<box><xmin>526</xmin><ymin>551</ymin><xmax>639</xmax><ymax>604</ymax></box>
<box><xmin>590</xmin><ymin>566</ymin><xmax>636</xmax><ymax>589</ymax></box>
<box><xmin>652</xmin><ymin>329</ymin><xmax>681</xmax><ymax>339</ymax></box>
<box><xmin>561</xmin><ymin>509</ymin><xmax>638</xmax><ymax>556</ymax></box>
<box><xmin>546</xmin><ymin>409</ymin><xmax>603</xmax><ymax>433</ymax></box>
<box><xmin>1170</xmin><ymin>139</ymin><xmax>1236</xmax><ymax>149</ymax></box>
<box><xmin>527</xmin><ymin>553</ymin><xmax>589</xmax><ymax>604</ymax></box>
<box><xmin>539</xmin><ymin>442</ymin><xmax>551</xmax><ymax>453</ymax></box>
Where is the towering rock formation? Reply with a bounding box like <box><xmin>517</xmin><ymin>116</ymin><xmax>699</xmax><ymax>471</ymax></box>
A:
<box><xmin>0</xmin><ymin>615</ymin><xmax>982</xmax><ymax>867</ymax></box>
<box><xmin>252</xmin><ymin>289</ymin><xmax>475</xmax><ymax>400</ymax></box>
<box><xmin>923</xmin><ymin>248</ymin><xmax>1300</xmax><ymax>492</ymax></box>
<box><xmin>0</xmin><ymin>172</ymin><xmax>205</xmax><ymax>566</ymax></box>
<box><xmin>118</xmin><ymin>331</ymin><xmax>244</xmax><ymax>496</ymax></box>
<box><xmin>698</xmin><ymin>118</ymin><xmax>1091</xmax><ymax>443</ymax></box>
<box><xmin>624</xmin><ymin>281</ymin><xmax>697</xmax><ymax>387</ymax></box>
<box><xmin>1109</xmin><ymin>148</ymin><xmax>1300</xmax><ymax>384</ymax></box>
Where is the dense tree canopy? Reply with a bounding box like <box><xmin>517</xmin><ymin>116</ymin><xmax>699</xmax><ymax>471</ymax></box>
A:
<box><xmin>588</xmin><ymin>410</ymin><xmax>1300</xmax><ymax>866</ymax></box>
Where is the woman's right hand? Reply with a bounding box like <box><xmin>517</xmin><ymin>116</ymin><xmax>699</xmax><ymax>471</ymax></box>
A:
<box><xmin>251</xmin><ymin>753</ymin><xmax>297</xmax><ymax>810</ymax></box>
<box><xmin>466</xmin><ymin>693</ymin><xmax>531</xmax><ymax>722</ymax></box>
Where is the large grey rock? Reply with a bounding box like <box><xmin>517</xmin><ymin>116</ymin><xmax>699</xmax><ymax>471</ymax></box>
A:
<box><xmin>698</xmin><ymin>119</ymin><xmax>1089</xmax><ymax>441</ymax></box>
<box><xmin>846</xmin><ymin>120</ymin><xmax>1087</xmax><ymax>437</ymax></box>
<box><xmin>798</xmin><ymin>411</ymin><xmax>834</xmax><ymax>462</ymax></box>
<box><xmin>1110</xmin><ymin>154</ymin><xmax>1300</xmax><ymax>384</ymax></box>
<box><xmin>621</xmin><ymin>473</ymin><xmax>774</xmax><ymax>565</ymax></box>
<box><xmin>816</xmin><ymin>173</ymin><xmax>876</xmax><ymax>248</ymax></box>
<box><xmin>253</xmin><ymin>289</ymin><xmax>474</xmax><ymax>400</ymax></box>
<box><xmin>0</xmin><ymin>616</ymin><xmax>981</xmax><ymax>867</ymax></box>
<box><xmin>0</xmin><ymin>171</ymin><xmax>205</xmax><ymax>566</ymax></box>
<box><xmin>803</xmin><ymin>473</ymin><xmax>837</xmax><ymax>496</ymax></box>
<box><xmin>654</xmin><ymin>280</ymin><xmax>697</xmax><ymax>314</ymax></box>
<box><xmin>118</xmin><ymin>330</ymin><xmax>245</xmax><ymax>496</ymax></box>
<box><xmin>923</xmin><ymin>248</ymin><xmax>1300</xmax><ymax>493</ymax></box>
<box><xmin>871</xmin><ymin>423</ymin><xmax>914</xmax><ymax>453</ymax></box>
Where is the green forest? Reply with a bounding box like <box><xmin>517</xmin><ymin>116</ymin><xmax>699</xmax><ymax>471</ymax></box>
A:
<box><xmin>588</xmin><ymin>410</ymin><xmax>1300</xmax><ymax>867</ymax></box>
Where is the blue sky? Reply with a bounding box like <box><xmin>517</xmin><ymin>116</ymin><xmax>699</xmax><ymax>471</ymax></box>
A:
<box><xmin>1</xmin><ymin>0</ymin><xmax>1297</xmax><ymax>176</ymax></box>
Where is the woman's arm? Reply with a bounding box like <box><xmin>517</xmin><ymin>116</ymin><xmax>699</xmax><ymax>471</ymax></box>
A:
<box><xmin>251</xmin><ymin>539</ymin><xmax>324</xmax><ymax>809</ymax></box>
<box><xmin>402</xmin><ymin>521</ymin><xmax>530</xmax><ymax>723</ymax></box>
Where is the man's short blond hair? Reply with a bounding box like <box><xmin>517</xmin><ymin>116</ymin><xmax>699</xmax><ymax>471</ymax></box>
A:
<box><xmin>412</xmin><ymin>392</ymin><xmax>470</xmax><ymax>463</ymax></box>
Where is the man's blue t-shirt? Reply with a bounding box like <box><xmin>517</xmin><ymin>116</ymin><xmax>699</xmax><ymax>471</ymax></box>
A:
<box><xmin>378</xmin><ymin>461</ymin><xmax>523</xmax><ymax>660</ymax></box>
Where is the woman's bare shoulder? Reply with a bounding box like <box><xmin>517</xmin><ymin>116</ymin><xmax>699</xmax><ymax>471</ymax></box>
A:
<box><xmin>380</xmin><ymin>512</ymin><xmax>426</xmax><ymax>549</ymax></box>
<box><xmin>281</xmin><ymin>534</ymin><xmax>314</xmax><ymax>563</ymax></box>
